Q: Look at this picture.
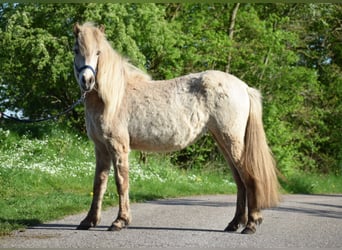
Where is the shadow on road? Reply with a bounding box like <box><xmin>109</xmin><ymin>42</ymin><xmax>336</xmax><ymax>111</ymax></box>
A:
<box><xmin>146</xmin><ymin>198</ymin><xmax>236</xmax><ymax>208</ymax></box>
<box><xmin>269</xmin><ymin>194</ymin><xmax>342</xmax><ymax>219</ymax></box>
<box><xmin>127</xmin><ymin>226</ymin><xmax>228</xmax><ymax>233</ymax></box>
<box><xmin>29</xmin><ymin>224</ymin><xmax>107</xmax><ymax>231</ymax></box>
<box><xmin>29</xmin><ymin>224</ymin><xmax>229</xmax><ymax>233</ymax></box>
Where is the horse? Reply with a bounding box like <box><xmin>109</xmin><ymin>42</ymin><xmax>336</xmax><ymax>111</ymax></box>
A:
<box><xmin>73</xmin><ymin>22</ymin><xmax>280</xmax><ymax>234</ymax></box>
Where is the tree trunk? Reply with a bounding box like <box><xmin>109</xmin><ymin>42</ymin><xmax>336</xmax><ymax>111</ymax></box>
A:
<box><xmin>225</xmin><ymin>3</ymin><xmax>240</xmax><ymax>73</ymax></box>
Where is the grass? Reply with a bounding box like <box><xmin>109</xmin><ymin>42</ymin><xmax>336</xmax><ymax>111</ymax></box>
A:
<box><xmin>280</xmin><ymin>172</ymin><xmax>342</xmax><ymax>194</ymax></box>
<box><xmin>0</xmin><ymin>122</ymin><xmax>341</xmax><ymax>236</ymax></box>
<box><xmin>0</xmin><ymin>122</ymin><xmax>235</xmax><ymax>236</ymax></box>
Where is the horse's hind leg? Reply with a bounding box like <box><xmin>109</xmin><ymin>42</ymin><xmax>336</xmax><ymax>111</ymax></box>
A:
<box><xmin>78</xmin><ymin>144</ymin><xmax>111</xmax><ymax>230</ymax></box>
<box><xmin>211</xmin><ymin>133</ymin><xmax>247</xmax><ymax>231</ymax></box>
<box><xmin>228</xmin><ymin>146</ymin><xmax>266</xmax><ymax>234</ymax></box>
<box><xmin>242</xmin><ymin>180</ymin><xmax>263</xmax><ymax>234</ymax></box>
<box><xmin>214</xmin><ymin>132</ymin><xmax>264</xmax><ymax>234</ymax></box>
<box><xmin>224</xmin><ymin>167</ymin><xmax>247</xmax><ymax>231</ymax></box>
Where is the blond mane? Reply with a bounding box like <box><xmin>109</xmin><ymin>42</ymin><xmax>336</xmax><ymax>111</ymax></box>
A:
<box><xmin>80</xmin><ymin>23</ymin><xmax>151</xmax><ymax>123</ymax></box>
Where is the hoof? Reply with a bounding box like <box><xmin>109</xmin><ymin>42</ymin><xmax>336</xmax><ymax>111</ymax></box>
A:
<box><xmin>240</xmin><ymin>218</ymin><xmax>262</xmax><ymax>234</ymax></box>
<box><xmin>108</xmin><ymin>224</ymin><xmax>124</xmax><ymax>231</ymax></box>
<box><xmin>240</xmin><ymin>216</ymin><xmax>262</xmax><ymax>234</ymax></box>
<box><xmin>224</xmin><ymin>223</ymin><xmax>239</xmax><ymax>232</ymax></box>
<box><xmin>241</xmin><ymin>226</ymin><xmax>256</xmax><ymax>234</ymax></box>
<box><xmin>224</xmin><ymin>216</ymin><xmax>247</xmax><ymax>232</ymax></box>
<box><xmin>76</xmin><ymin>219</ymin><xmax>98</xmax><ymax>230</ymax></box>
<box><xmin>108</xmin><ymin>218</ymin><xmax>129</xmax><ymax>232</ymax></box>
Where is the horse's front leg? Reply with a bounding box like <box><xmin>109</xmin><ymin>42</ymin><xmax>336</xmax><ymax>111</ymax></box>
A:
<box><xmin>108</xmin><ymin>143</ymin><xmax>131</xmax><ymax>231</ymax></box>
<box><xmin>77</xmin><ymin>144</ymin><xmax>111</xmax><ymax>230</ymax></box>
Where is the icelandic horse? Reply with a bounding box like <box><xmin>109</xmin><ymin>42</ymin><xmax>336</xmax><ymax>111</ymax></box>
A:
<box><xmin>73</xmin><ymin>22</ymin><xmax>279</xmax><ymax>234</ymax></box>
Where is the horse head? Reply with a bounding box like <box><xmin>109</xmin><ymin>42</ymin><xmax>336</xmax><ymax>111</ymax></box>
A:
<box><xmin>73</xmin><ymin>22</ymin><xmax>105</xmax><ymax>93</ymax></box>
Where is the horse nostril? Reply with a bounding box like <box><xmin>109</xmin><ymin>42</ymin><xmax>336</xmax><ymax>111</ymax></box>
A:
<box><xmin>82</xmin><ymin>75</ymin><xmax>86</xmax><ymax>84</ymax></box>
<box><xmin>90</xmin><ymin>75</ymin><xmax>95</xmax><ymax>84</ymax></box>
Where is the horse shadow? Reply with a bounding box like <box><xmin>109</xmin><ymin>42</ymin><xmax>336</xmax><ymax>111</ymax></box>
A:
<box><xmin>29</xmin><ymin>223</ymin><xmax>227</xmax><ymax>233</ymax></box>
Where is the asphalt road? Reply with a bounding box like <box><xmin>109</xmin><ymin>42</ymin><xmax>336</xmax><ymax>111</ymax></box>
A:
<box><xmin>1</xmin><ymin>194</ymin><xmax>341</xmax><ymax>248</ymax></box>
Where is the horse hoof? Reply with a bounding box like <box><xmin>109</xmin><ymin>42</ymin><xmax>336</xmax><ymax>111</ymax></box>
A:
<box><xmin>108</xmin><ymin>219</ymin><xmax>129</xmax><ymax>231</ymax></box>
<box><xmin>241</xmin><ymin>227</ymin><xmax>256</xmax><ymax>234</ymax></box>
<box><xmin>224</xmin><ymin>223</ymin><xmax>239</xmax><ymax>232</ymax></box>
<box><xmin>108</xmin><ymin>225</ymin><xmax>122</xmax><ymax>231</ymax></box>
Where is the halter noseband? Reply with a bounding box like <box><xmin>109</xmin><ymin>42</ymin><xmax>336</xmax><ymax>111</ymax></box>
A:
<box><xmin>74</xmin><ymin>60</ymin><xmax>97</xmax><ymax>78</ymax></box>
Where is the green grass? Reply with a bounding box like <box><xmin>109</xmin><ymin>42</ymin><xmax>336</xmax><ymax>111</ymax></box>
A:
<box><xmin>280</xmin><ymin>172</ymin><xmax>342</xmax><ymax>194</ymax></box>
<box><xmin>0</xmin><ymin>122</ymin><xmax>341</xmax><ymax>236</ymax></box>
<box><xmin>0</xmin><ymin>123</ymin><xmax>235</xmax><ymax>236</ymax></box>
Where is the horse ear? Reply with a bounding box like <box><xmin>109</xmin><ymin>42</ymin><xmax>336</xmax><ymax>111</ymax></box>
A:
<box><xmin>73</xmin><ymin>22</ymin><xmax>81</xmax><ymax>37</ymax></box>
<box><xmin>99</xmin><ymin>24</ymin><xmax>105</xmax><ymax>33</ymax></box>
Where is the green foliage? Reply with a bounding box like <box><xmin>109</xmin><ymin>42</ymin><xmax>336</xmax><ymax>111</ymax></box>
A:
<box><xmin>280</xmin><ymin>172</ymin><xmax>342</xmax><ymax>194</ymax></box>
<box><xmin>169</xmin><ymin>134</ymin><xmax>224</xmax><ymax>171</ymax></box>
<box><xmin>0</xmin><ymin>3</ymin><xmax>341</xmax><ymax>177</ymax></box>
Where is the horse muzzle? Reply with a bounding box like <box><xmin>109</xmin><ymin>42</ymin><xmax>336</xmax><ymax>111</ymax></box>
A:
<box><xmin>80</xmin><ymin>72</ymin><xmax>96</xmax><ymax>92</ymax></box>
<box><xmin>75</xmin><ymin>64</ymin><xmax>97</xmax><ymax>92</ymax></box>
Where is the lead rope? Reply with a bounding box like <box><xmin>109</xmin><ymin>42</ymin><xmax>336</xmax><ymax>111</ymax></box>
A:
<box><xmin>0</xmin><ymin>94</ymin><xmax>85</xmax><ymax>123</ymax></box>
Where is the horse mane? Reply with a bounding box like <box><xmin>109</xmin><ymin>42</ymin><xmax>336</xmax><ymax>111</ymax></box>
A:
<box><xmin>81</xmin><ymin>23</ymin><xmax>151</xmax><ymax>123</ymax></box>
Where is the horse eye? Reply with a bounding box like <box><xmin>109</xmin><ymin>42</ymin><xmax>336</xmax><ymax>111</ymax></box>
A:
<box><xmin>96</xmin><ymin>50</ymin><xmax>101</xmax><ymax>56</ymax></box>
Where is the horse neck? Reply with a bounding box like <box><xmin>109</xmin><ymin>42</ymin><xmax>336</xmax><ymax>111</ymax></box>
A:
<box><xmin>84</xmin><ymin>91</ymin><xmax>104</xmax><ymax>115</ymax></box>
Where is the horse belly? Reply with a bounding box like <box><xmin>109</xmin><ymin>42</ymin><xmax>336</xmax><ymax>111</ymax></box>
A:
<box><xmin>129</xmin><ymin>109</ymin><xmax>208</xmax><ymax>152</ymax></box>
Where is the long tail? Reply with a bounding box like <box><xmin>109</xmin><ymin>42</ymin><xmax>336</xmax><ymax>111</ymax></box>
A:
<box><xmin>242</xmin><ymin>87</ymin><xmax>280</xmax><ymax>209</ymax></box>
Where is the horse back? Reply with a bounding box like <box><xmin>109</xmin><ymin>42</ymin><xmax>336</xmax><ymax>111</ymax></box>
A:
<box><xmin>125</xmin><ymin>70</ymin><xmax>249</xmax><ymax>152</ymax></box>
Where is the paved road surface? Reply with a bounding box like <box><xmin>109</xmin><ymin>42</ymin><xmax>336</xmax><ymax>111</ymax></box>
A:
<box><xmin>1</xmin><ymin>194</ymin><xmax>341</xmax><ymax>248</ymax></box>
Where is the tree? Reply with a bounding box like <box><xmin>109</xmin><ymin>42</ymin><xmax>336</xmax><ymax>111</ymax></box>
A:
<box><xmin>0</xmin><ymin>3</ymin><xmax>181</xmax><ymax>129</ymax></box>
<box><xmin>1</xmin><ymin>3</ymin><xmax>340</xmax><ymax>175</ymax></box>
<box><xmin>295</xmin><ymin>4</ymin><xmax>342</xmax><ymax>173</ymax></box>
<box><xmin>167</xmin><ymin>3</ymin><xmax>341</xmax><ymax>174</ymax></box>
<box><xmin>226</xmin><ymin>3</ymin><xmax>240</xmax><ymax>73</ymax></box>
<box><xmin>0</xmin><ymin>4</ymin><xmax>81</xmax><ymax>126</ymax></box>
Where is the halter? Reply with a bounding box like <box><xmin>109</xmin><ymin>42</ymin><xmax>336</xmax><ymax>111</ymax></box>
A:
<box><xmin>74</xmin><ymin>59</ymin><xmax>97</xmax><ymax>78</ymax></box>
